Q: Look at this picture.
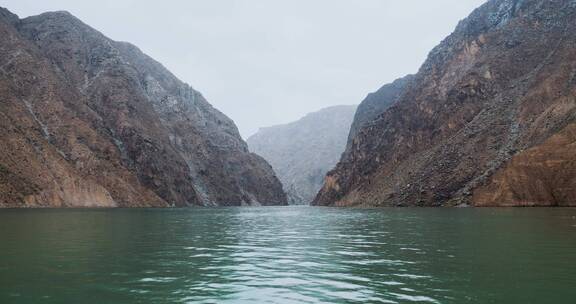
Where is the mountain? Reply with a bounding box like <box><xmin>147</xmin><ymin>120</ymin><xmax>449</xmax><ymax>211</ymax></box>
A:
<box><xmin>346</xmin><ymin>75</ymin><xmax>414</xmax><ymax>152</ymax></box>
<box><xmin>0</xmin><ymin>7</ymin><xmax>286</xmax><ymax>207</ymax></box>
<box><xmin>314</xmin><ymin>0</ymin><xmax>576</xmax><ymax>207</ymax></box>
<box><xmin>247</xmin><ymin>105</ymin><xmax>357</xmax><ymax>204</ymax></box>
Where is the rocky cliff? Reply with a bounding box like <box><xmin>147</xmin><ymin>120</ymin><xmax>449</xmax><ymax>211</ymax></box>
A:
<box><xmin>346</xmin><ymin>75</ymin><xmax>414</xmax><ymax>152</ymax></box>
<box><xmin>0</xmin><ymin>7</ymin><xmax>287</xmax><ymax>207</ymax></box>
<box><xmin>314</xmin><ymin>0</ymin><xmax>576</xmax><ymax>207</ymax></box>
<box><xmin>248</xmin><ymin>105</ymin><xmax>357</xmax><ymax>204</ymax></box>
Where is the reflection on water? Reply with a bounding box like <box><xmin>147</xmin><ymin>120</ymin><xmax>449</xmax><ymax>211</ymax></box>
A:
<box><xmin>1</xmin><ymin>207</ymin><xmax>576</xmax><ymax>303</ymax></box>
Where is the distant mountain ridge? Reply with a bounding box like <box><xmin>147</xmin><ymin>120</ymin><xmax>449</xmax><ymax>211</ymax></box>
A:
<box><xmin>248</xmin><ymin>105</ymin><xmax>357</xmax><ymax>204</ymax></box>
<box><xmin>0</xmin><ymin>7</ymin><xmax>286</xmax><ymax>207</ymax></box>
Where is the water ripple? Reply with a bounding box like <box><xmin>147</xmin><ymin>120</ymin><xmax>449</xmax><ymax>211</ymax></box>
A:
<box><xmin>1</xmin><ymin>207</ymin><xmax>576</xmax><ymax>303</ymax></box>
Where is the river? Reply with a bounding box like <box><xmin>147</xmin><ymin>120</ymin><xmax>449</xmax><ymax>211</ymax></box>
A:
<box><xmin>1</xmin><ymin>207</ymin><xmax>575</xmax><ymax>303</ymax></box>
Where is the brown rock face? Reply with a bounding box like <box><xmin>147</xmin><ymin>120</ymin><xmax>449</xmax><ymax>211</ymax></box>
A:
<box><xmin>474</xmin><ymin>123</ymin><xmax>576</xmax><ymax>206</ymax></box>
<box><xmin>0</xmin><ymin>8</ymin><xmax>286</xmax><ymax>207</ymax></box>
<box><xmin>314</xmin><ymin>0</ymin><xmax>576</xmax><ymax>207</ymax></box>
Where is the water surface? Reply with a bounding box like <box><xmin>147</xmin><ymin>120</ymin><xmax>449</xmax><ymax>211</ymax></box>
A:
<box><xmin>1</xmin><ymin>207</ymin><xmax>575</xmax><ymax>303</ymax></box>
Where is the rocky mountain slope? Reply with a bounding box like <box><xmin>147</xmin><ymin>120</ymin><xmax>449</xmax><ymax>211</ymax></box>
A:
<box><xmin>314</xmin><ymin>0</ymin><xmax>576</xmax><ymax>207</ymax></box>
<box><xmin>248</xmin><ymin>105</ymin><xmax>357</xmax><ymax>204</ymax></box>
<box><xmin>346</xmin><ymin>75</ymin><xmax>414</xmax><ymax>152</ymax></box>
<box><xmin>0</xmin><ymin>7</ymin><xmax>286</xmax><ymax>207</ymax></box>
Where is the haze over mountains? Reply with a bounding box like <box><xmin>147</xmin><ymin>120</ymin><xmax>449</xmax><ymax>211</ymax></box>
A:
<box><xmin>314</xmin><ymin>0</ymin><xmax>576</xmax><ymax>207</ymax></box>
<box><xmin>1</xmin><ymin>1</ymin><xmax>487</xmax><ymax>138</ymax></box>
<box><xmin>0</xmin><ymin>7</ymin><xmax>286</xmax><ymax>207</ymax></box>
<box><xmin>1</xmin><ymin>0</ymin><xmax>576</xmax><ymax>209</ymax></box>
<box><xmin>248</xmin><ymin>105</ymin><xmax>357</xmax><ymax>204</ymax></box>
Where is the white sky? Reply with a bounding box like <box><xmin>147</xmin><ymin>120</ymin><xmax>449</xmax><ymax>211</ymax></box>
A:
<box><xmin>3</xmin><ymin>0</ymin><xmax>486</xmax><ymax>137</ymax></box>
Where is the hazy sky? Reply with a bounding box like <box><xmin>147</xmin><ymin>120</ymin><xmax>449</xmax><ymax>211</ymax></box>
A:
<box><xmin>4</xmin><ymin>0</ymin><xmax>486</xmax><ymax>137</ymax></box>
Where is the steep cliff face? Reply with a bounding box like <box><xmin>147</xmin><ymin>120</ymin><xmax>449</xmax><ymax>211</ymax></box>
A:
<box><xmin>248</xmin><ymin>105</ymin><xmax>357</xmax><ymax>204</ymax></box>
<box><xmin>0</xmin><ymin>8</ymin><xmax>286</xmax><ymax>207</ymax></box>
<box><xmin>346</xmin><ymin>75</ymin><xmax>414</xmax><ymax>152</ymax></box>
<box><xmin>314</xmin><ymin>0</ymin><xmax>576</xmax><ymax>207</ymax></box>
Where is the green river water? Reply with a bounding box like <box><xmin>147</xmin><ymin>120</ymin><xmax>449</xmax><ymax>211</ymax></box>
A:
<box><xmin>0</xmin><ymin>207</ymin><xmax>575</xmax><ymax>303</ymax></box>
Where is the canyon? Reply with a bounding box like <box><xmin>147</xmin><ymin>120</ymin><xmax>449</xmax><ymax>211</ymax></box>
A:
<box><xmin>2</xmin><ymin>0</ymin><xmax>576</xmax><ymax>209</ymax></box>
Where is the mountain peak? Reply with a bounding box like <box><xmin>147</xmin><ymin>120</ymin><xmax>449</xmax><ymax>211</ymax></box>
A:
<box><xmin>27</xmin><ymin>10</ymin><xmax>79</xmax><ymax>23</ymax></box>
<box><xmin>0</xmin><ymin>7</ymin><xmax>19</xmax><ymax>25</ymax></box>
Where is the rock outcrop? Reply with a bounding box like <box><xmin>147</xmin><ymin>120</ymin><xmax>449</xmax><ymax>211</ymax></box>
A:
<box><xmin>0</xmin><ymin>7</ymin><xmax>287</xmax><ymax>207</ymax></box>
<box><xmin>248</xmin><ymin>105</ymin><xmax>357</xmax><ymax>204</ymax></box>
<box><xmin>314</xmin><ymin>0</ymin><xmax>576</xmax><ymax>207</ymax></box>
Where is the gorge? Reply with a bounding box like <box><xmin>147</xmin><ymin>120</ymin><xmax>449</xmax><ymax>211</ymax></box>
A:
<box><xmin>1</xmin><ymin>0</ymin><xmax>576</xmax><ymax>209</ymax></box>
<box><xmin>1</xmin><ymin>1</ymin><xmax>576</xmax><ymax>303</ymax></box>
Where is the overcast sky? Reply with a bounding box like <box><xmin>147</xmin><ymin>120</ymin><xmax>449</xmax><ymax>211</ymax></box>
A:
<box><xmin>4</xmin><ymin>0</ymin><xmax>486</xmax><ymax>137</ymax></box>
